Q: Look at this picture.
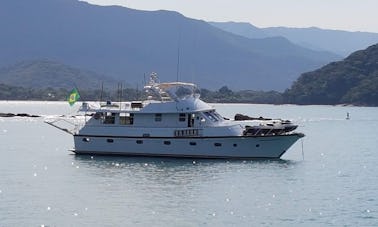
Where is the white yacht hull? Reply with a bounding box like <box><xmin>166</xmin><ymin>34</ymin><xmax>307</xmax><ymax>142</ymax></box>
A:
<box><xmin>72</xmin><ymin>133</ymin><xmax>304</xmax><ymax>159</ymax></box>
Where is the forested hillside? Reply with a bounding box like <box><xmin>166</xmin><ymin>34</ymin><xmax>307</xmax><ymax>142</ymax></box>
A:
<box><xmin>0</xmin><ymin>60</ymin><xmax>117</xmax><ymax>90</ymax></box>
<box><xmin>284</xmin><ymin>44</ymin><xmax>378</xmax><ymax>106</ymax></box>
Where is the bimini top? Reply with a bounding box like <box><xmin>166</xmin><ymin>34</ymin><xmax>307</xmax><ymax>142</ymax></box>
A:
<box><xmin>144</xmin><ymin>72</ymin><xmax>201</xmax><ymax>102</ymax></box>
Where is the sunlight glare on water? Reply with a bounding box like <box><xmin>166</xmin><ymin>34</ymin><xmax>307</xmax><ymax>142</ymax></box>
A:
<box><xmin>0</xmin><ymin>101</ymin><xmax>378</xmax><ymax>226</ymax></box>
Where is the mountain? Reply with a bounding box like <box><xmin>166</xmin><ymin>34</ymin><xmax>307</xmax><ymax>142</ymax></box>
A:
<box><xmin>208</xmin><ymin>22</ymin><xmax>268</xmax><ymax>39</ymax></box>
<box><xmin>210</xmin><ymin>22</ymin><xmax>378</xmax><ymax>56</ymax></box>
<box><xmin>284</xmin><ymin>44</ymin><xmax>378</xmax><ymax>106</ymax></box>
<box><xmin>0</xmin><ymin>0</ymin><xmax>338</xmax><ymax>91</ymax></box>
<box><xmin>0</xmin><ymin>60</ymin><xmax>117</xmax><ymax>90</ymax></box>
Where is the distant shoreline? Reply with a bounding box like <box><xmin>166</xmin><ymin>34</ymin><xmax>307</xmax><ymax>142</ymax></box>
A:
<box><xmin>0</xmin><ymin>100</ymin><xmax>363</xmax><ymax>107</ymax></box>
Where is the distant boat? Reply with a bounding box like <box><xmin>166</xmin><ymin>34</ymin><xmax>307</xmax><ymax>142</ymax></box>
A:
<box><xmin>46</xmin><ymin>73</ymin><xmax>304</xmax><ymax>159</ymax></box>
<box><xmin>346</xmin><ymin>112</ymin><xmax>350</xmax><ymax>120</ymax></box>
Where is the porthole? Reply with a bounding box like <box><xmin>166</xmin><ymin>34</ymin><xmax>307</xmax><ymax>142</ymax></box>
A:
<box><xmin>107</xmin><ymin>139</ymin><xmax>114</xmax><ymax>143</ymax></box>
<box><xmin>82</xmin><ymin>138</ymin><xmax>90</xmax><ymax>142</ymax></box>
<box><xmin>136</xmin><ymin>140</ymin><xmax>143</xmax><ymax>144</ymax></box>
<box><xmin>164</xmin><ymin>141</ymin><xmax>171</xmax><ymax>145</ymax></box>
<box><xmin>256</xmin><ymin>144</ymin><xmax>260</xmax><ymax>148</ymax></box>
<box><xmin>233</xmin><ymin>144</ymin><xmax>237</xmax><ymax>147</ymax></box>
<box><xmin>189</xmin><ymin>142</ymin><xmax>197</xmax><ymax>146</ymax></box>
<box><xmin>214</xmin><ymin>143</ymin><xmax>222</xmax><ymax>147</ymax></box>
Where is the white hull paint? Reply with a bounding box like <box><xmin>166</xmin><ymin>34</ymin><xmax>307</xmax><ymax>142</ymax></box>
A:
<box><xmin>73</xmin><ymin>133</ymin><xmax>303</xmax><ymax>159</ymax></box>
<box><xmin>46</xmin><ymin>74</ymin><xmax>305</xmax><ymax>159</ymax></box>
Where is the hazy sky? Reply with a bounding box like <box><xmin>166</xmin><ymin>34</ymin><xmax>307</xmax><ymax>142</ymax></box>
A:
<box><xmin>83</xmin><ymin>0</ymin><xmax>378</xmax><ymax>33</ymax></box>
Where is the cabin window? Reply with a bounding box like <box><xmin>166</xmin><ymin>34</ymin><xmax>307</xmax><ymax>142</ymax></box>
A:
<box><xmin>164</xmin><ymin>141</ymin><xmax>171</xmax><ymax>145</ymax></box>
<box><xmin>82</xmin><ymin>138</ymin><xmax>90</xmax><ymax>142</ymax></box>
<box><xmin>212</xmin><ymin>111</ymin><xmax>223</xmax><ymax>121</ymax></box>
<box><xmin>256</xmin><ymin>144</ymin><xmax>260</xmax><ymax>148</ymax></box>
<box><xmin>104</xmin><ymin>112</ymin><xmax>115</xmax><ymax>124</ymax></box>
<box><xmin>130</xmin><ymin>113</ymin><xmax>134</xmax><ymax>124</ymax></box>
<box><xmin>189</xmin><ymin>142</ymin><xmax>197</xmax><ymax>146</ymax></box>
<box><xmin>188</xmin><ymin>114</ymin><xmax>194</xmax><ymax>127</ymax></box>
<box><xmin>204</xmin><ymin>112</ymin><xmax>218</xmax><ymax>122</ymax></box>
<box><xmin>131</xmin><ymin>102</ymin><xmax>143</xmax><ymax>109</ymax></box>
<box><xmin>155</xmin><ymin>113</ymin><xmax>162</xmax><ymax>122</ymax></box>
<box><xmin>233</xmin><ymin>144</ymin><xmax>237</xmax><ymax>147</ymax></box>
<box><xmin>93</xmin><ymin>112</ymin><xmax>103</xmax><ymax>120</ymax></box>
<box><xmin>136</xmin><ymin>140</ymin><xmax>143</xmax><ymax>144</ymax></box>
<box><xmin>107</xmin><ymin>139</ymin><xmax>114</xmax><ymax>143</ymax></box>
<box><xmin>214</xmin><ymin>143</ymin><xmax>222</xmax><ymax>147</ymax></box>
<box><xmin>120</xmin><ymin>113</ymin><xmax>133</xmax><ymax>125</ymax></box>
<box><xmin>179</xmin><ymin>113</ymin><xmax>186</xmax><ymax>122</ymax></box>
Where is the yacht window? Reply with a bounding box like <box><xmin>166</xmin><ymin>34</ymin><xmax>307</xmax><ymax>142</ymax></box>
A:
<box><xmin>120</xmin><ymin>112</ymin><xmax>133</xmax><ymax>125</ymax></box>
<box><xmin>214</xmin><ymin>143</ymin><xmax>222</xmax><ymax>147</ymax></box>
<box><xmin>204</xmin><ymin>112</ymin><xmax>218</xmax><ymax>122</ymax></box>
<box><xmin>179</xmin><ymin>113</ymin><xmax>186</xmax><ymax>122</ymax></box>
<box><xmin>136</xmin><ymin>140</ymin><xmax>143</xmax><ymax>144</ymax></box>
<box><xmin>107</xmin><ymin>139</ymin><xmax>114</xmax><ymax>143</ymax></box>
<box><xmin>93</xmin><ymin>112</ymin><xmax>102</xmax><ymax>120</ymax></box>
<box><xmin>131</xmin><ymin>102</ymin><xmax>143</xmax><ymax>109</ymax></box>
<box><xmin>130</xmin><ymin>113</ymin><xmax>134</xmax><ymax>125</ymax></box>
<box><xmin>212</xmin><ymin>111</ymin><xmax>224</xmax><ymax>121</ymax></box>
<box><xmin>188</xmin><ymin>114</ymin><xmax>194</xmax><ymax>128</ymax></box>
<box><xmin>208</xmin><ymin>111</ymin><xmax>222</xmax><ymax>121</ymax></box>
<box><xmin>155</xmin><ymin>113</ymin><xmax>162</xmax><ymax>122</ymax></box>
<box><xmin>104</xmin><ymin>112</ymin><xmax>115</xmax><ymax>124</ymax></box>
<box><xmin>189</xmin><ymin>142</ymin><xmax>197</xmax><ymax>146</ymax></box>
<box><xmin>164</xmin><ymin>141</ymin><xmax>171</xmax><ymax>145</ymax></box>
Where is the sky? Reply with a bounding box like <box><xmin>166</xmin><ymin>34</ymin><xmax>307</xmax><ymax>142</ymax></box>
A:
<box><xmin>83</xmin><ymin>0</ymin><xmax>378</xmax><ymax>33</ymax></box>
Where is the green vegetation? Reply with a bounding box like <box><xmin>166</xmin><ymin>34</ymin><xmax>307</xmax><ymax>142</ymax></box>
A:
<box><xmin>0</xmin><ymin>84</ymin><xmax>141</xmax><ymax>102</ymax></box>
<box><xmin>0</xmin><ymin>83</ymin><xmax>284</xmax><ymax>104</ymax></box>
<box><xmin>0</xmin><ymin>84</ymin><xmax>68</xmax><ymax>101</ymax></box>
<box><xmin>201</xmin><ymin>86</ymin><xmax>284</xmax><ymax>104</ymax></box>
<box><xmin>0</xmin><ymin>60</ymin><xmax>118</xmax><ymax>90</ymax></box>
<box><xmin>1</xmin><ymin>44</ymin><xmax>378</xmax><ymax>106</ymax></box>
<box><xmin>284</xmin><ymin>44</ymin><xmax>378</xmax><ymax>106</ymax></box>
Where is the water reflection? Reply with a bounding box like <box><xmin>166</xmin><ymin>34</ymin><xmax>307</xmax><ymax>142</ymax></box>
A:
<box><xmin>69</xmin><ymin>154</ymin><xmax>301</xmax><ymax>215</ymax></box>
<box><xmin>72</xmin><ymin>154</ymin><xmax>299</xmax><ymax>183</ymax></box>
<box><xmin>73</xmin><ymin>154</ymin><xmax>298</xmax><ymax>170</ymax></box>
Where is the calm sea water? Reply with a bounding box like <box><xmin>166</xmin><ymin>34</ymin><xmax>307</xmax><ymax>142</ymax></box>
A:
<box><xmin>1</xmin><ymin>101</ymin><xmax>378</xmax><ymax>226</ymax></box>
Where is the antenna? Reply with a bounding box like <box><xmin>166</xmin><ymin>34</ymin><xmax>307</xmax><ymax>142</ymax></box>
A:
<box><xmin>136</xmin><ymin>83</ymin><xmax>139</xmax><ymax>101</ymax></box>
<box><xmin>118</xmin><ymin>82</ymin><xmax>123</xmax><ymax>110</ymax></box>
<box><xmin>176</xmin><ymin>25</ymin><xmax>182</xmax><ymax>82</ymax></box>
<box><xmin>100</xmin><ymin>82</ymin><xmax>104</xmax><ymax>105</ymax></box>
<box><xmin>176</xmin><ymin>40</ymin><xmax>181</xmax><ymax>82</ymax></box>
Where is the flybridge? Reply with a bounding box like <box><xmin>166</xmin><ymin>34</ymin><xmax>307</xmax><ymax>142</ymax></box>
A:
<box><xmin>143</xmin><ymin>72</ymin><xmax>201</xmax><ymax>102</ymax></box>
<box><xmin>79</xmin><ymin>72</ymin><xmax>212</xmax><ymax>114</ymax></box>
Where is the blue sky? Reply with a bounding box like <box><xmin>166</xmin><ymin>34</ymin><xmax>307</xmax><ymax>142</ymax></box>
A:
<box><xmin>83</xmin><ymin>0</ymin><xmax>378</xmax><ymax>33</ymax></box>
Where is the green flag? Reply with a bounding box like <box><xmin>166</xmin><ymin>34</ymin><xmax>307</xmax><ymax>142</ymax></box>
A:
<box><xmin>68</xmin><ymin>88</ymin><xmax>80</xmax><ymax>106</ymax></box>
